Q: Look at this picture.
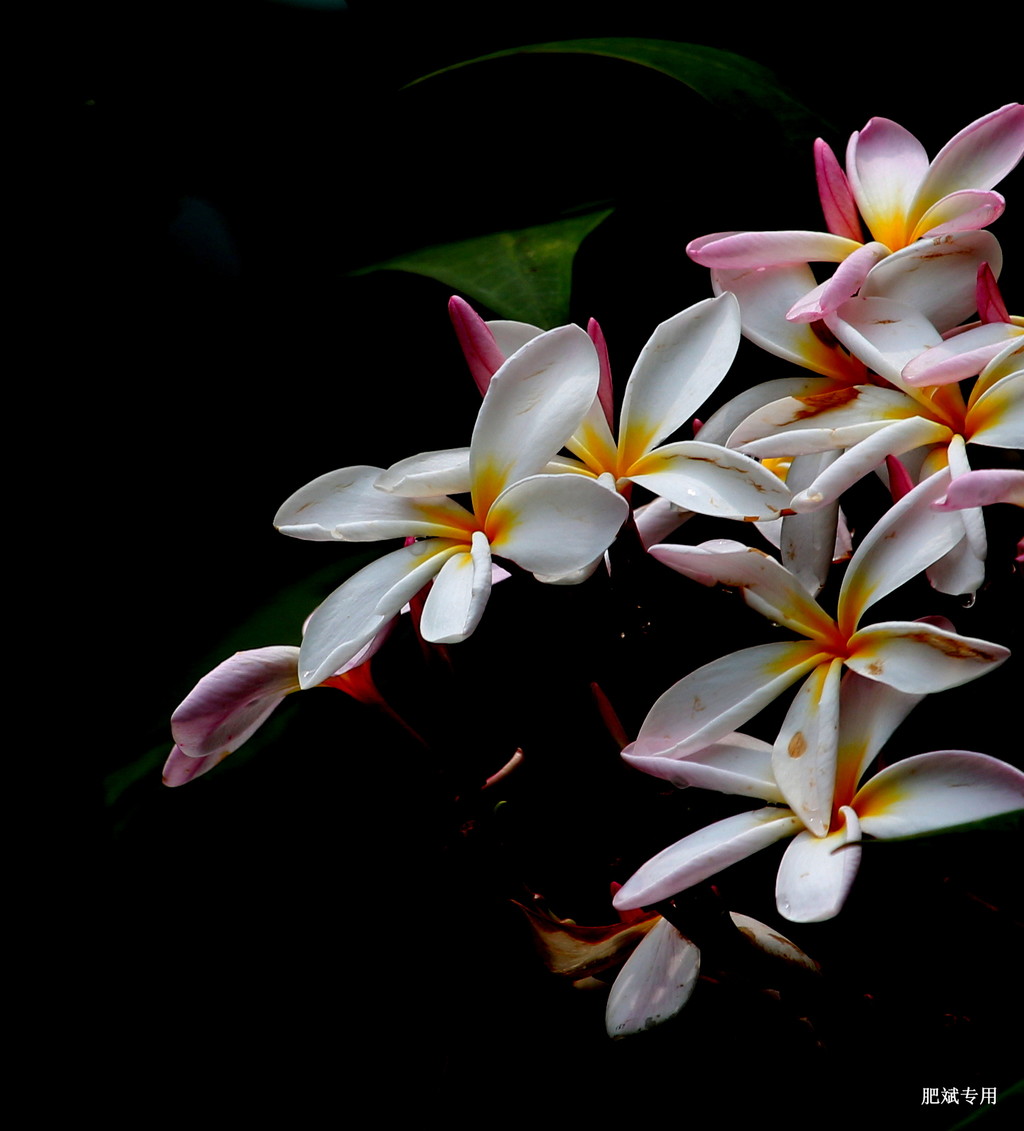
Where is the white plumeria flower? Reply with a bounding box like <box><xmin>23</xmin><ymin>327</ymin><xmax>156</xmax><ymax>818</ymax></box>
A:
<box><xmin>640</xmin><ymin>470</ymin><xmax>1010</xmax><ymax>835</ymax></box>
<box><xmin>688</xmin><ymin>104</ymin><xmax>1024</xmax><ymax>341</ymax></box>
<box><xmin>417</xmin><ymin>295</ymin><xmax>793</xmax><ymax>522</ymax></box>
<box><xmin>275</xmin><ymin>324</ymin><xmax>628</xmax><ymax>688</ymax></box>
<box><xmin>614</xmin><ymin>670</ymin><xmax>1024</xmax><ymax>923</ymax></box>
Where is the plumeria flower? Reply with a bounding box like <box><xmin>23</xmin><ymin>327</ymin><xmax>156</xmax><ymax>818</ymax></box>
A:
<box><xmin>728</xmin><ymin>307</ymin><xmax>1023</xmax><ymax>593</ymax></box>
<box><xmin>441</xmin><ymin>294</ymin><xmax>793</xmax><ymax>522</ymax></box>
<box><xmin>640</xmin><ymin>471</ymin><xmax>1010</xmax><ymax>834</ymax></box>
<box><xmin>163</xmin><ymin>636</ymin><xmax>393</xmax><ymax>786</ymax></box>
<box><xmin>688</xmin><ymin>105</ymin><xmax>1024</xmax><ymax>335</ymax></box>
<box><xmin>275</xmin><ymin>324</ymin><xmax>628</xmax><ymax>688</ymax></box>
<box><xmin>614</xmin><ymin>670</ymin><xmax>1024</xmax><ymax>923</ymax></box>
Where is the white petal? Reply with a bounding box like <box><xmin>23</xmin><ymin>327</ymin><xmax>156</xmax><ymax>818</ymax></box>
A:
<box><xmin>855</xmin><ymin>751</ymin><xmax>1024</xmax><ymax>838</ymax></box>
<box><xmin>779</xmin><ymin>451</ymin><xmax>843</xmax><ymax>596</ymax></box>
<box><xmin>836</xmin><ymin>469</ymin><xmax>960</xmax><ymax>627</ymax></box>
<box><xmin>710</xmin><ymin>264</ymin><xmax>865</xmax><ymax>380</ymax></box>
<box><xmin>631</xmin><ymin>642</ymin><xmax>831</xmax><ymax>760</ymax></box>
<box><xmin>729</xmin><ymin>913</ymin><xmax>819</xmax><ymax>971</ymax></box>
<box><xmin>275</xmin><ymin>465</ymin><xmax>473</xmax><ymax>541</ymax></box>
<box><xmin>470</xmin><ymin>324</ymin><xmax>599</xmax><ymax>512</ymax></box>
<box><xmin>860</xmin><ymin>231</ymin><xmax>1003</xmax><ymax>331</ymax></box>
<box><xmin>773</xmin><ymin>657</ymin><xmax>844</xmax><ymax>836</ymax></box>
<box><xmin>375</xmin><ymin>448</ymin><xmax>472</xmax><ymax>496</ymax></box>
<box><xmin>487</xmin><ymin>473</ymin><xmax>627</xmax><ymax>576</ymax></box>
<box><xmin>487</xmin><ymin>319</ymin><xmax>544</xmax><ymax>356</ymax></box>
<box><xmin>622</xmin><ymin>732</ymin><xmax>783</xmax><ymax>802</ymax></box>
<box><xmin>298</xmin><ymin>540</ymin><xmax>462</xmax><ymax>688</ymax></box>
<box><xmin>605</xmin><ymin>918</ymin><xmax>701</xmax><ymax>1038</ymax></box>
<box><xmin>833</xmin><ymin>670</ymin><xmax>923</xmax><ymax>807</ymax></box>
<box><xmin>846</xmin><ymin>620</ymin><xmax>1009</xmax><ymax>694</ymax></box>
<box><xmin>827</xmin><ymin>296</ymin><xmax>944</xmax><ymax>384</ymax></box>
<box><xmin>419</xmin><ymin>531</ymin><xmax>493</xmax><ymax>644</ymax></box>
<box><xmin>614</xmin><ymin>808</ymin><xmax>803</xmax><ymax>910</ymax></box>
<box><xmin>966</xmin><ymin>372</ymin><xmax>1024</xmax><ymax>449</ymax></box>
<box><xmin>649</xmin><ymin>543</ymin><xmax>837</xmax><ymax>642</ymax></box>
<box><xmin>617</xmin><ymin>294</ymin><xmax>740</xmax><ymax>467</ymax></box>
<box><xmin>628</xmin><ymin>441</ymin><xmax>791</xmax><ymax>520</ymax></box>
<box><xmin>697</xmin><ymin>377</ymin><xmax>836</xmax><ymax>447</ymax></box>
<box><xmin>775</xmin><ymin>807</ymin><xmax>862</xmax><ymax>923</ymax></box>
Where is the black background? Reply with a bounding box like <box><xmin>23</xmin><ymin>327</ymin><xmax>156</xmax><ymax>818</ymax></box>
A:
<box><xmin>66</xmin><ymin>4</ymin><xmax>1021</xmax><ymax>1123</ymax></box>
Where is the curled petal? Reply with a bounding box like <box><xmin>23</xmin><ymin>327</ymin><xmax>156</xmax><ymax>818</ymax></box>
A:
<box><xmin>775</xmin><ymin>807</ymin><xmax>862</xmax><ymax>923</ymax></box>
<box><xmin>912</xmin><ymin>189</ymin><xmax>1005</xmax><ymax>240</ymax></box>
<box><xmin>855</xmin><ymin>751</ymin><xmax>1024</xmax><ymax>838</ymax></box>
<box><xmin>966</xmin><ymin>372</ymin><xmax>1024</xmax><ymax>449</ymax></box>
<box><xmin>933</xmin><ymin>469</ymin><xmax>1024</xmax><ymax>510</ymax></box>
<box><xmin>687</xmin><ymin>230</ymin><xmax>861</xmax><ymax>268</ymax></box>
<box><xmin>171</xmin><ymin>645</ymin><xmax>301</xmax><ymax>760</ymax></box>
<box><xmin>275</xmin><ymin>465</ymin><xmax>474</xmax><ymax>541</ymax></box>
<box><xmin>815</xmin><ymin>137</ymin><xmax>863</xmax><ymax>242</ymax></box>
<box><xmin>162</xmin><ymin>744</ymin><xmax>229</xmax><ymax>788</ymax></box>
<box><xmin>419</xmin><ymin>531</ymin><xmax>493</xmax><ymax>644</ymax></box>
<box><xmin>605</xmin><ymin>918</ymin><xmax>701</xmax><ymax>1038</ymax></box>
<box><xmin>449</xmin><ymin>295</ymin><xmax>506</xmax><ymax>395</ymax></box>
<box><xmin>622</xmin><ymin>732</ymin><xmax>784</xmax><ymax>802</ymax></box>
<box><xmin>375</xmin><ymin>449</ymin><xmax>472</xmax><ymax>497</ymax></box>
<box><xmin>786</xmin><ymin>243</ymin><xmax>888</xmax><ymax>323</ymax></box>
<box><xmin>613</xmin><ymin>808</ymin><xmax>803</xmax><ymax>911</ymax></box>
<box><xmin>902</xmin><ymin>322</ymin><xmax>1024</xmax><ymax>386</ymax></box>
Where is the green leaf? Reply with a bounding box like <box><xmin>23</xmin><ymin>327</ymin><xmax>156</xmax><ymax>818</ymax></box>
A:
<box><xmin>407</xmin><ymin>38</ymin><xmax>824</xmax><ymax>141</ymax></box>
<box><xmin>352</xmin><ymin>208</ymin><xmax>613</xmax><ymax>327</ymax></box>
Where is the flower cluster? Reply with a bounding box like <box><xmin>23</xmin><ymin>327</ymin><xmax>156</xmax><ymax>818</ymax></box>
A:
<box><xmin>165</xmin><ymin>105</ymin><xmax>1023</xmax><ymax>1039</ymax></box>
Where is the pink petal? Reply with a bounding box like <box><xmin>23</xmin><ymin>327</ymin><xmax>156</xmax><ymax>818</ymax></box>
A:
<box><xmin>933</xmin><ymin>469</ymin><xmax>1024</xmax><ymax>510</ymax></box>
<box><xmin>449</xmin><ymin>295</ymin><xmax>506</xmax><ymax>395</ymax></box>
<box><xmin>912</xmin><ymin>189</ymin><xmax>1005</xmax><ymax>240</ymax></box>
<box><xmin>815</xmin><ymin>137</ymin><xmax>863</xmax><ymax>241</ymax></box>
<box><xmin>162</xmin><ymin>744</ymin><xmax>229</xmax><ymax>788</ymax></box>
<box><xmin>171</xmin><ymin>645</ymin><xmax>301</xmax><ymax>760</ymax></box>
<box><xmin>786</xmin><ymin>243</ymin><xmax>889</xmax><ymax>323</ymax></box>
<box><xmin>901</xmin><ymin>323</ymin><xmax>1023</xmax><ymax>386</ymax></box>
<box><xmin>913</xmin><ymin>103</ymin><xmax>1024</xmax><ymax>214</ymax></box>
<box><xmin>846</xmin><ymin>116</ymin><xmax>929</xmax><ymax>249</ymax></box>
<box><xmin>687</xmin><ymin>230</ymin><xmax>861</xmax><ymax>269</ymax></box>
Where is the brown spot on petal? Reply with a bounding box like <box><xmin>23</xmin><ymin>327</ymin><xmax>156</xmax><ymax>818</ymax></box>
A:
<box><xmin>866</xmin><ymin>661</ymin><xmax>884</xmax><ymax>676</ymax></box>
<box><xmin>909</xmin><ymin>632</ymin><xmax>1001</xmax><ymax>661</ymax></box>
<box><xmin>693</xmin><ymin>696</ymin><xmax>705</xmax><ymax>713</ymax></box>
<box><xmin>792</xmin><ymin>387</ymin><xmax>861</xmax><ymax>418</ymax></box>
<box><xmin>788</xmin><ymin>732</ymin><xmax>807</xmax><ymax>758</ymax></box>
